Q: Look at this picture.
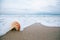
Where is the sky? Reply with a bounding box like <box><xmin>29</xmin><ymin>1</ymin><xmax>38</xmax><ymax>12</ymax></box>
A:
<box><xmin>0</xmin><ymin>0</ymin><xmax>60</xmax><ymax>14</ymax></box>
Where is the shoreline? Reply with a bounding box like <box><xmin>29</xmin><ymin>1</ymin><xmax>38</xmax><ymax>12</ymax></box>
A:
<box><xmin>0</xmin><ymin>23</ymin><xmax>60</xmax><ymax>40</ymax></box>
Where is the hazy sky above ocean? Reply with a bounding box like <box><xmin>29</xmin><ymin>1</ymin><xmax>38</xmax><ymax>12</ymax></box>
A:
<box><xmin>0</xmin><ymin>0</ymin><xmax>60</xmax><ymax>14</ymax></box>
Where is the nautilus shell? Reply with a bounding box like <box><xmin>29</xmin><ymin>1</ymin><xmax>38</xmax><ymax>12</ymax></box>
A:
<box><xmin>11</xmin><ymin>21</ymin><xmax>20</xmax><ymax>31</ymax></box>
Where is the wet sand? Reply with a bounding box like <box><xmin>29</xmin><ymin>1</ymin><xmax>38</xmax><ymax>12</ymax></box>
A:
<box><xmin>0</xmin><ymin>23</ymin><xmax>60</xmax><ymax>40</ymax></box>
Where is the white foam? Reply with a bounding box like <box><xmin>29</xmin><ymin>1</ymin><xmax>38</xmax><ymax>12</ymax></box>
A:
<box><xmin>0</xmin><ymin>15</ymin><xmax>60</xmax><ymax>36</ymax></box>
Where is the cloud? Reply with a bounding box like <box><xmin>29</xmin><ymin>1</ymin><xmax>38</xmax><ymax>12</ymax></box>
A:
<box><xmin>0</xmin><ymin>0</ymin><xmax>60</xmax><ymax>14</ymax></box>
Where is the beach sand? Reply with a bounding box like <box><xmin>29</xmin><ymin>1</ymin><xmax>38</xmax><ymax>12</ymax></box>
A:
<box><xmin>0</xmin><ymin>23</ymin><xmax>60</xmax><ymax>40</ymax></box>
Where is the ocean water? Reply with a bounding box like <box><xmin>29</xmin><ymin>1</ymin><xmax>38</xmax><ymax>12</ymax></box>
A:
<box><xmin>0</xmin><ymin>15</ymin><xmax>60</xmax><ymax>36</ymax></box>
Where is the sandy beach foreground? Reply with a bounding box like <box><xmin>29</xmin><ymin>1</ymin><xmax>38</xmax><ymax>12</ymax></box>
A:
<box><xmin>0</xmin><ymin>23</ymin><xmax>60</xmax><ymax>40</ymax></box>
